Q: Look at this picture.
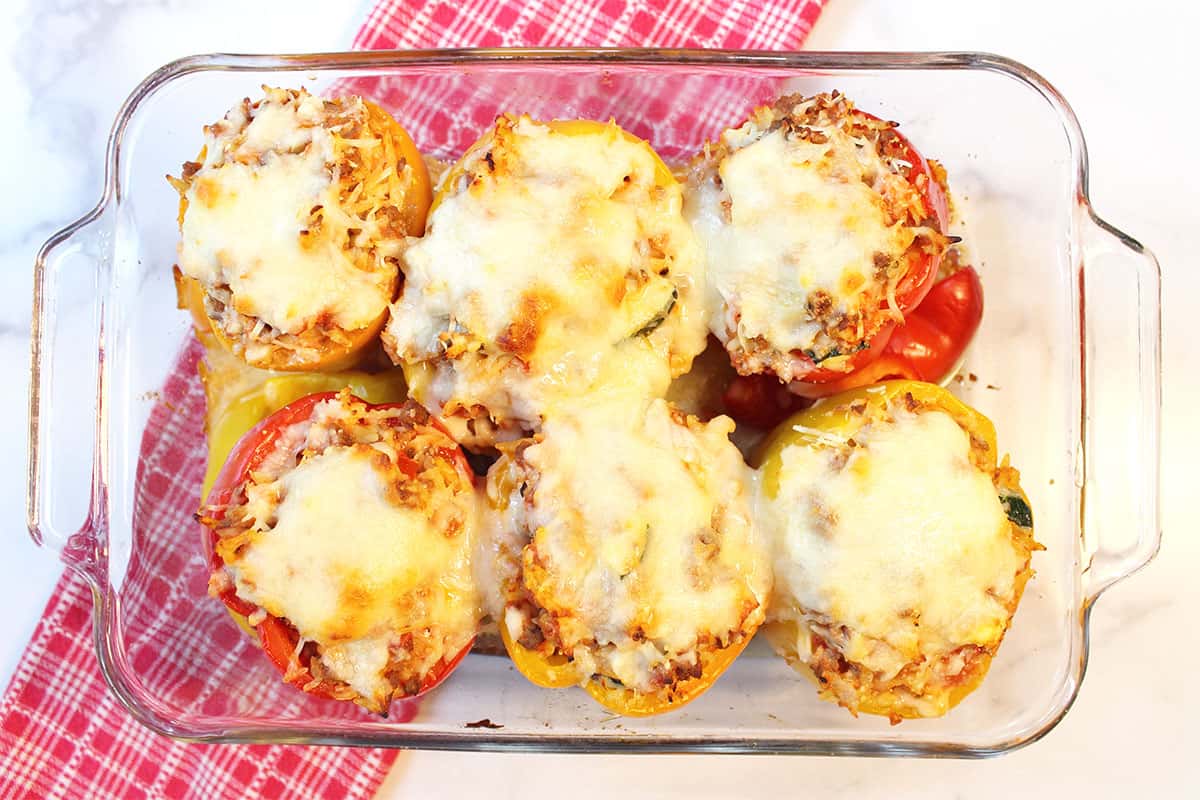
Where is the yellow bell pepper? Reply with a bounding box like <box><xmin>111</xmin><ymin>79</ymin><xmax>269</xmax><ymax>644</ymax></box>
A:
<box><xmin>501</xmin><ymin>617</ymin><xmax>753</xmax><ymax>715</ymax></box>
<box><xmin>498</xmin><ymin>622</ymin><xmax>580</xmax><ymax>689</ymax></box>
<box><xmin>583</xmin><ymin>636</ymin><xmax>753</xmax><ymax>717</ymax></box>
<box><xmin>755</xmin><ymin>379</ymin><xmax>999</xmax><ymax>495</ymax></box>
<box><xmin>172</xmin><ymin>99</ymin><xmax>431</xmax><ymax>373</ymax></box>
<box><xmin>754</xmin><ymin>380</ymin><xmax>1038</xmax><ymax>721</ymax></box>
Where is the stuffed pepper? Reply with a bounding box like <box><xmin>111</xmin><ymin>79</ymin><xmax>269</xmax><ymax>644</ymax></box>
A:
<box><xmin>171</xmin><ymin>86</ymin><xmax>432</xmax><ymax>372</ymax></box>
<box><xmin>484</xmin><ymin>398</ymin><xmax>770</xmax><ymax>715</ymax></box>
<box><xmin>198</xmin><ymin>390</ymin><xmax>479</xmax><ymax>712</ymax></box>
<box><xmin>754</xmin><ymin>381</ymin><xmax>1040</xmax><ymax>722</ymax></box>
<box><xmin>686</xmin><ymin>92</ymin><xmax>950</xmax><ymax>392</ymax></box>
<box><xmin>383</xmin><ymin>115</ymin><xmax>707</xmax><ymax>450</ymax></box>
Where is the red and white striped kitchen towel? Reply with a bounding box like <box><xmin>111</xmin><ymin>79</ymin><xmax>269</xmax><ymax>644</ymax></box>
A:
<box><xmin>0</xmin><ymin>1</ymin><xmax>825</xmax><ymax>797</ymax></box>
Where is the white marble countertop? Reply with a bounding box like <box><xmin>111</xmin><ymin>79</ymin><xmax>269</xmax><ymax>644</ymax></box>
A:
<box><xmin>4</xmin><ymin>0</ymin><xmax>1194</xmax><ymax>796</ymax></box>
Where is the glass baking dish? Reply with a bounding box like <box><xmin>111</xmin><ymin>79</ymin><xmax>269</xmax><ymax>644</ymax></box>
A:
<box><xmin>27</xmin><ymin>49</ymin><xmax>1161</xmax><ymax>756</ymax></box>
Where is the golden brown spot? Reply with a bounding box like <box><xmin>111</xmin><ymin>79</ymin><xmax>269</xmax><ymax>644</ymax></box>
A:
<box><xmin>339</xmin><ymin>579</ymin><xmax>373</xmax><ymax>613</ymax></box>
<box><xmin>806</xmin><ymin>492</ymin><xmax>839</xmax><ymax>538</ymax></box>
<box><xmin>194</xmin><ymin>176</ymin><xmax>221</xmax><ymax>207</ymax></box>
<box><xmin>606</xmin><ymin>273</ymin><xmax>627</xmax><ymax>306</ymax></box>
<box><xmin>497</xmin><ymin>290</ymin><xmax>553</xmax><ymax>362</ymax></box>
<box><xmin>391</xmin><ymin>588</ymin><xmax>420</xmax><ymax>622</ymax></box>
<box><xmin>839</xmin><ymin>272</ymin><xmax>866</xmax><ymax>295</ymax></box>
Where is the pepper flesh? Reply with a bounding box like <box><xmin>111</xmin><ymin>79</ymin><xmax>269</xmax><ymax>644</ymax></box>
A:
<box><xmin>582</xmin><ymin>636</ymin><xmax>753</xmax><ymax>717</ymax></box>
<box><xmin>499</xmin><ymin>623</ymin><xmax>580</xmax><ymax>689</ymax></box>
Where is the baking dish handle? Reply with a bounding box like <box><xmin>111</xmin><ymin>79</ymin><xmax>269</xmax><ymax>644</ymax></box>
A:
<box><xmin>1078</xmin><ymin>208</ymin><xmax>1162</xmax><ymax>604</ymax></box>
<box><xmin>27</xmin><ymin>207</ymin><xmax>109</xmax><ymax>586</ymax></box>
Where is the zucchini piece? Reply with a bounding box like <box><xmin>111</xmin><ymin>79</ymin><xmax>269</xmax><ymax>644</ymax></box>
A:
<box><xmin>1000</xmin><ymin>494</ymin><xmax>1033</xmax><ymax>529</ymax></box>
<box><xmin>631</xmin><ymin>288</ymin><xmax>678</xmax><ymax>338</ymax></box>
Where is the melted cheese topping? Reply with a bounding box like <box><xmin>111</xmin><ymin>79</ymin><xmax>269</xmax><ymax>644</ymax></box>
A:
<box><xmin>472</xmin><ymin>494</ymin><xmax>512</xmax><ymax>626</ymax></box>
<box><xmin>499</xmin><ymin>398</ymin><xmax>768</xmax><ymax>691</ymax></box>
<box><xmin>178</xmin><ymin>89</ymin><xmax>395</xmax><ymax>335</ymax></box>
<box><xmin>220</xmin><ymin>398</ymin><xmax>480</xmax><ymax>707</ymax></box>
<box><xmin>386</xmin><ymin>117</ymin><xmax>706</xmax><ymax>442</ymax></box>
<box><xmin>686</xmin><ymin>95</ymin><xmax>930</xmax><ymax>373</ymax></box>
<box><xmin>765</xmin><ymin>408</ymin><xmax>1022</xmax><ymax>685</ymax></box>
<box><xmin>690</xmin><ymin>130</ymin><xmax>907</xmax><ymax>353</ymax></box>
